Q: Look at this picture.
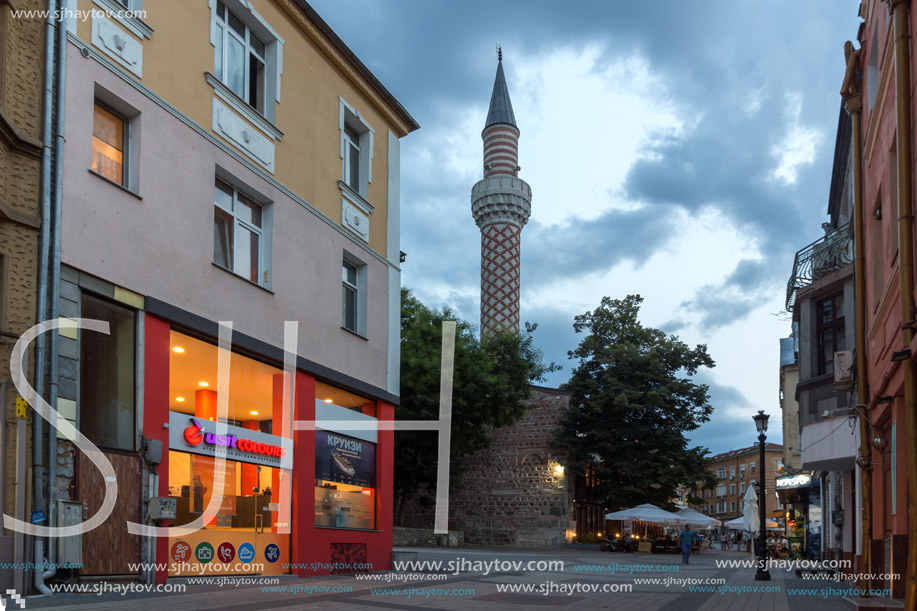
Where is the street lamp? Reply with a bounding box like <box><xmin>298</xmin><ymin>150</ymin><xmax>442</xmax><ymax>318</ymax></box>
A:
<box><xmin>753</xmin><ymin>410</ymin><xmax>771</xmax><ymax>581</ymax></box>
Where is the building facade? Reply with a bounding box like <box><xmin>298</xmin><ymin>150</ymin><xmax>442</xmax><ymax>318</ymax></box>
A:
<box><xmin>0</xmin><ymin>0</ymin><xmax>45</xmax><ymax>594</ymax></box>
<box><xmin>837</xmin><ymin>0</ymin><xmax>915</xmax><ymax>602</ymax></box>
<box><xmin>698</xmin><ymin>444</ymin><xmax>783</xmax><ymax>525</ymax></box>
<box><xmin>18</xmin><ymin>0</ymin><xmax>416</xmax><ymax>588</ymax></box>
<box><xmin>784</xmin><ymin>104</ymin><xmax>858</xmax><ymax>567</ymax></box>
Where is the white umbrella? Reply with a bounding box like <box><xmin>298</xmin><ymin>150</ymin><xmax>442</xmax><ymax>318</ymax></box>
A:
<box><xmin>605</xmin><ymin>503</ymin><xmax>685</xmax><ymax>539</ymax></box>
<box><xmin>742</xmin><ymin>485</ymin><xmax>759</xmax><ymax>534</ymax></box>
<box><xmin>724</xmin><ymin>516</ymin><xmax>778</xmax><ymax>530</ymax></box>
<box><xmin>675</xmin><ymin>507</ymin><xmax>721</xmax><ymax>527</ymax></box>
<box><xmin>605</xmin><ymin>503</ymin><xmax>685</xmax><ymax>525</ymax></box>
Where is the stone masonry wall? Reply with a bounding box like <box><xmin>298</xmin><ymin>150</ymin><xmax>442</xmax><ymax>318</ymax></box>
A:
<box><xmin>1</xmin><ymin>0</ymin><xmax>44</xmax><ymax>532</ymax></box>
<box><xmin>401</xmin><ymin>386</ymin><xmax>573</xmax><ymax>546</ymax></box>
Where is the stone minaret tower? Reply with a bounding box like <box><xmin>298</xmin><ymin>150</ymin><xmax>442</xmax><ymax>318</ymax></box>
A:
<box><xmin>472</xmin><ymin>50</ymin><xmax>531</xmax><ymax>334</ymax></box>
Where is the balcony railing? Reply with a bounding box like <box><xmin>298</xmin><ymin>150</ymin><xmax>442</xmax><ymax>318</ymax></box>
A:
<box><xmin>786</xmin><ymin>223</ymin><xmax>853</xmax><ymax>311</ymax></box>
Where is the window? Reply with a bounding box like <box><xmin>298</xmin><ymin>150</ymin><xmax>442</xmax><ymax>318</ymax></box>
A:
<box><xmin>716</xmin><ymin>468</ymin><xmax>726</xmax><ymax>479</ymax></box>
<box><xmin>210</xmin><ymin>0</ymin><xmax>283</xmax><ymax>122</ymax></box>
<box><xmin>739</xmin><ymin>464</ymin><xmax>746</xmax><ymax>478</ymax></box>
<box><xmin>339</xmin><ymin>99</ymin><xmax>374</xmax><ymax>199</ymax></box>
<box><xmin>729</xmin><ymin>466</ymin><xmax>736</xmax><ymax>479</ymax></box>
<box><xmin>716</xmin><ymin>484</ymin><xmax>726</xmax><ymax>497</ymax></box>
<box><xmin>92</xmin><ymin>102</ymin><xmax>127</xmax><ymax>186</ymax></box>
<box><xmin>215</xmin><ymin>1</ymin><xmax>265</xmax><ymax>112</ymax></box>
<box><xmin>730</xmin><ymin>501</ymin><xmax>736</xmax><ymax>513</ymax></box>
<box><xmin>816</xmin><ymin>293</ymin><xmax>845</xmax><ymax>376</ymax></box>
<box><xmin>342</xmin><ymin>261</ymin><xmax>358</xmax><ymax>332</ymax></box>
<box><xmin>740</xmin><ymin>482</ymin><xmax>746</xmax><ymax>494</ymax></box>
<box><xmin>341</xmin><ymin>253</ymin><xmax>367</xmax><ymax>335</ymax></box>
<box><xmin>729</xmin><ymin>484</ymin><xmax>736</xmax><ymax>495</ymax></box>
<box><xmin>80</xmin><ymin>293</ymin><xmax>136</xmax><ymax>451</ymax></box>
<box><xmin>213</xmin><ymin>177</ymin><xmax>270</xmax><ymax>286</ymax></box>
<box><xmin>343</xmin><ymin>124</ymin><xmax>361</xmax><ymax>192</ymax></box>
<box><xmin>750</xmin><ymin>462</ymin><xmax>756</xmax><ymax>474</ymax></box>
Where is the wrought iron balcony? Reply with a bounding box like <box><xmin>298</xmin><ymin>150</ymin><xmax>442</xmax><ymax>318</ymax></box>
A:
<box><xmin>786</xmin><ymin>223</ymin><xmax>853</xmax><ymax>311</ymax></box>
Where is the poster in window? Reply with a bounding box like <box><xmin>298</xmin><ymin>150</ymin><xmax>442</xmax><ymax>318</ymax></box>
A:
<box><xmin>315</xmin><ymin>431</ymin><xmax>375</xmax><ymax>488</ymax></box>
<box><xmin>190</xmin><ymin>454</ymin><xmax>237</xmax><ymax>515</ymax></box>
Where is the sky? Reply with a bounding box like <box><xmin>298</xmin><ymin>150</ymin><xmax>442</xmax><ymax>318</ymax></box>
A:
<box><xmin>310</xmin><ymin>0</ymin><xmax>863</xmax><ymax>455</ymax></box>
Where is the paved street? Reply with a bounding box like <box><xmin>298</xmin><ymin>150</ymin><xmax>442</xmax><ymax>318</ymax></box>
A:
<box><xmin>16</xmin><ymin>545</ymin><xmax>892</xmax><ymax>610</ymax></box>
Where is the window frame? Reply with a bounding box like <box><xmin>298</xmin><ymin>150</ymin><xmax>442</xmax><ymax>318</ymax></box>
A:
<box><xmin>341</xmin><ymin>251</ymin><xmax>367</xmax><ymax>336</ymax></box>
<box><xmin>209</xmin><ymin>0</ymin><xmax>283</xmax><ymax>123</ymax></box>
<box><xmin>91</xmin><ymin>87</ymin><xmax>141</xmax><ymax>194</ymax></box>
<box><xmin>338</xmin><ymin>98</ymin><xmax>374</xmax><ymax>200</ymax></box>
<box><xmin>213</xmin><ymin>175</ymin><xmax>272</xmax><ymax>289</ymax></box>
<box><xmin>91</xmin><ymin>100</ymin><xmax>129</xmax><ymax>188</ymax></box>
<box><xmin>816</xmin><ymin>292</ymin><xmax>845</xmax><ymax>376</ymax></box>
<box><xmin>78</xmin><ymin>292</ymin><xmax>138</xmax><ymax>452</ymax></box>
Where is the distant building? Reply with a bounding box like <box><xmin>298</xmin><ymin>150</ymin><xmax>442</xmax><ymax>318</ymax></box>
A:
<box><xmin>698</xmin><ymin>444</ymin><xmax>783</xmax><ymax>525</ymax></box>
<box><xmin>779</xmin><ymin>335</ymin><xmax>801</xmax><ymax>471</ymax></box>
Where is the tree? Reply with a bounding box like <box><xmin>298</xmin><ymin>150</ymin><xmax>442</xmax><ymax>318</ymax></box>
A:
<box><xmin>395</xmin><ymin>288</ymin><xmax>556</xmax><ymax>525</ymax></box>
<box><xmin>553</xmin><ymin>295</ymin><xmax>716</xmax><ymax>510</ymax></box>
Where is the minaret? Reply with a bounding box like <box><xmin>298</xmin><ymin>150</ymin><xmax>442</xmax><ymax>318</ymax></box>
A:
<box><xmin>472</xmin><ymin>49</ymin><xmax>532</xmax><ymax>334</ymax></box>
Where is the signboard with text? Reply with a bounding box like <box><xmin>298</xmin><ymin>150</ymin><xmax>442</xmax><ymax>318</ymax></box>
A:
<box><xmin>169</xmin><ymin>411</ymin><xmax>292</xmax><ymax>467</ymax></box>
<box><xmin>315</xmin><ymin>431</ymin><xmax>375</xmax><ymax>488</ymax></box>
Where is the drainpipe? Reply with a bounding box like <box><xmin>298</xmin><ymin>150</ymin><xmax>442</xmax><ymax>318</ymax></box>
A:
<box><xmin>890</xmin><ymin>1</ymin><xmax>917</xmax><ymax>607</ymax></box>
<box><xmin>33</xmin><ymin>0</ymin><xmax>58</xmax><ymax>597</ymax></box>
<box><xmin>45</xmin><ymin>0</ymin><xmax>68</xmax><ymax>584</ymax></box>
<box><xmin>841</xmin><ymin>40</ymin><xmax>871</xmax><ymax>591</ymax></box>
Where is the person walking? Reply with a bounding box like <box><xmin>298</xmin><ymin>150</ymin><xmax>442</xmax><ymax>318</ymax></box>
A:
<box><xmin>680</xmin><ymin>525</ymin><xmax>693</xmax><ymax>564</ymax></box>
<box><xmin>722</xmin><ymin>531</ymin><xmax>730</xmax><ymax>550</ymax></box>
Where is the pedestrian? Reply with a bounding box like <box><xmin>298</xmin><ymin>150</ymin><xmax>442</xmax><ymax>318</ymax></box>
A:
<box><xmin>722</xmin><ymin>531</ymin><xmax>730</xmax><ymax>550</ymax></box>
<box><xmin>680</xmin><ymin>524</ymin><xmax>693</xmax><ymax>564</ymax></box>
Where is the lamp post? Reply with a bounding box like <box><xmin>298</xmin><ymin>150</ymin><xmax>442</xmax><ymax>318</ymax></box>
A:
<box><xmin>753</xmin><ymin>410</ymin><xmax>771</xmax><ymax>581</ymax></box>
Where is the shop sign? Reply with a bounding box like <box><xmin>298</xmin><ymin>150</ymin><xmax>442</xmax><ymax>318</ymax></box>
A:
<box><xmin>315</xmin><ymin>430</ymin><xmax>375</xmax><ymax>488</ymax></box>
<box><xmin>776</xmin><ymin>474</ymin><xmax>812</xmax><ymax>489</ymax></box>
<box><xmin>169</xmin><ymin>411</ymin><xmax>292</xmax><ymax>467</ymax></box>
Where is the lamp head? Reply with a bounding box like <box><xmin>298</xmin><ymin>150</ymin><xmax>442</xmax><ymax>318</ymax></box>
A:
<box><xmin>753</xmin><ymin>410</ymin><xmax>770</xmax><ymax>434</ymax></box>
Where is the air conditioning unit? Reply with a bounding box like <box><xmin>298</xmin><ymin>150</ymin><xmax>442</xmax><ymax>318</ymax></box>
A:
<box><xmin>834</xmin><ymin>350</ymin><xmax>854</xmax><ymax>385</ymax></box>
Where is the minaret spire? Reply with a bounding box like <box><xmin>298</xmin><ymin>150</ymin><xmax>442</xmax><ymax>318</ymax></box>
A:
<box><xmin>472</xmin><ymin>53</ymin><xmax>532</xmax><ymax>334</ymax></box>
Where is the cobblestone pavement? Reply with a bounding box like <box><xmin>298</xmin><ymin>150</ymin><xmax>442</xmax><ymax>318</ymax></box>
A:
<box><xmin>14</xmin><ymin>546</ymin><xmax>895</xmax><ymax>610</ymax></box>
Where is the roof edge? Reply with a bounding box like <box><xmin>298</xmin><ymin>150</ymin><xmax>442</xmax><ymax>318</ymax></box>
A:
<box><xmin>290</xmin><ymin>0</ymin><xmax>420</xmax><ymax>135</ymax></box>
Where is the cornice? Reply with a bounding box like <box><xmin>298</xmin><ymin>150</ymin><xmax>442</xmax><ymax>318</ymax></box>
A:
<box><xmin>276</xmin><ymin>0</ymin><xmax>418</xmax><ymax>138</ymax></box>
<box><xmin>0</xmin><ymin>106</ymin><xmax>42</xmax><ymax>159</ymax></box>
<box><xmin>0</xmin><ymin>196</ymin><xmax>40</xmax><ymax>229</ymax></box>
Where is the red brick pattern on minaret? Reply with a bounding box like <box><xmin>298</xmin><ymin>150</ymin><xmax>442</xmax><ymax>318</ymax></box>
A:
<box><xmin>483</xmin><ymin>125</ymin><xmax>519</xmax><ymax>178</ymax></box>
<box><xmin>480</xmin><ymin>222</ymin><xmax>522</xmax><ymax>331</ymax></box>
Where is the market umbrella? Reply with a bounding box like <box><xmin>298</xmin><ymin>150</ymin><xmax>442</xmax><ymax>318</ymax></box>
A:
<box><xmin>742</xmin><ymin>485</ymin><xmax>759</xmax><ymax>534</ymax></box>
<box><xmin>675</xmin><ymin>507</ymin><xmax>721</xmax><ymax>527</ymax></box>
<box><xmin>605</xmin><ymin>503</ymin><xmax>686</xmax><ymax>525</ymax></box>
<box><xmin>605</xmin><ymin>503</ymin><xmax>686</xmax><ymax>538</ymax></box>
<box><xmin>724</xmin><ymin>516</ymin><xmax>778</xmax><ymax>530</ymax></box>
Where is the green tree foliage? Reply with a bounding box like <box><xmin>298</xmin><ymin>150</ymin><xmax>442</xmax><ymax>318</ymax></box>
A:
<box><xmin>554</xmin><ymin>295</ymin><xmax>716</xmax><ymax>510</ymax></box>
<box><xmin>395</xmin><ymin>288</ymin><xmax>557</xmax><ymax>524</ymax></box>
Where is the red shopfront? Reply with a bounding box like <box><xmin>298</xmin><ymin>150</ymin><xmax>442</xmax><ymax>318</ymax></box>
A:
<box><xmin>143</xmin><ymin>309</ymin><xmax>395</xmax><ymax>584</ymax></box>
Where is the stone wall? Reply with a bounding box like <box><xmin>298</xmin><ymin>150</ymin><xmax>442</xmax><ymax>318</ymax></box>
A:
<box><xmin>1</xmin><ymin>0</ymin><xmax>44</xmax><ymax>536</ymax></box>
<box><xmin>401</xmin><ymin>386</ymin><xmax>574</xmax><ymax>546</ymax></box>
<box><xmin>393</xmin><ymin>527</ymin><xmax>464</xmax><ymax>547</ymax></box>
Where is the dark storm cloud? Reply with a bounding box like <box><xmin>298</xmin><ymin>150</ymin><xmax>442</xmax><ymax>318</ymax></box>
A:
<box><xmin>521</xmin><ymin>205</ymin><xmax>678</xmax><ymax>287</ymax></box>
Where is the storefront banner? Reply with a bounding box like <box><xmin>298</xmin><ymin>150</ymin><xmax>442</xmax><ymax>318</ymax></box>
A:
<box><xmin>315</xmin><ymin>431</ymin><xmax>375</xmax><ymax>487</ymax></box>
<box><xmin>169</xmin><ymin>411</ymin><xmax>293</xmax><ymax>467</ymax></box>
